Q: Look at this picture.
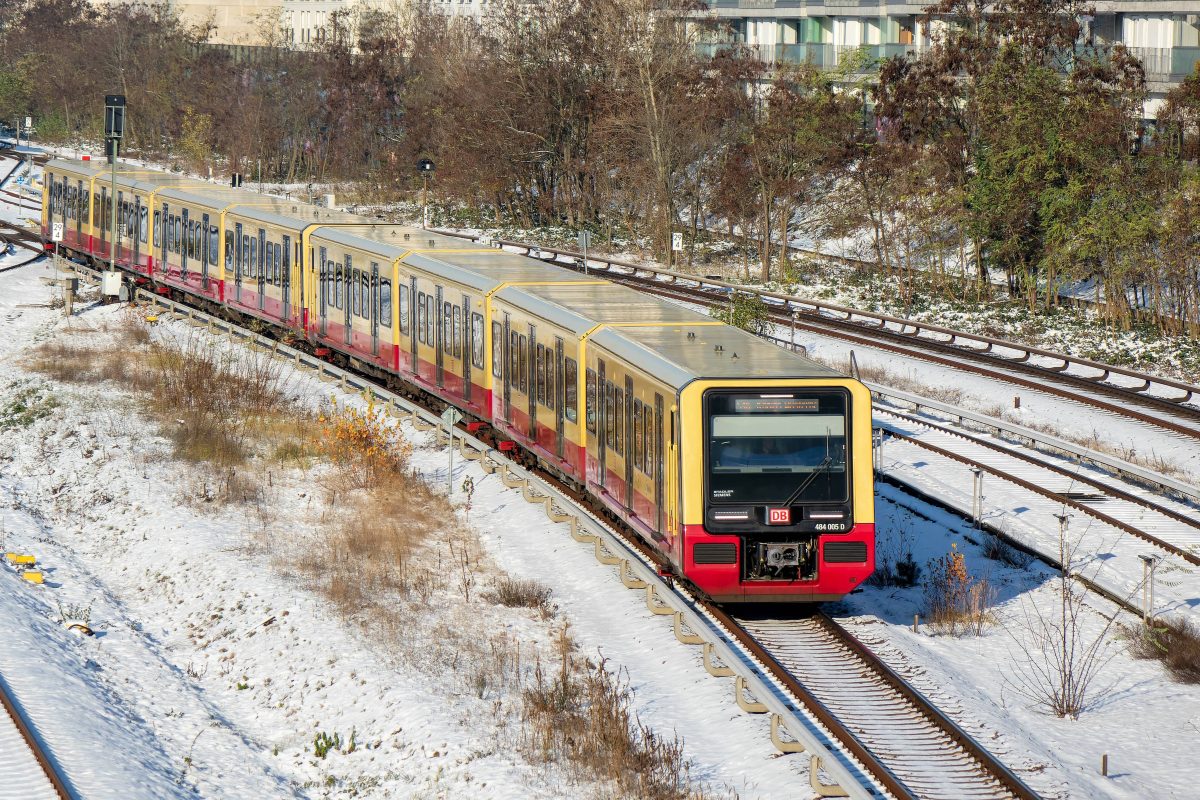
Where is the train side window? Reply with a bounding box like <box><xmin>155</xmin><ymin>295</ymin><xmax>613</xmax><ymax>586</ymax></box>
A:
<box><xmin>360</xmin><ymin>272</ymin><xmax>368</xmax><ymax>316</ymax></box>
<box><xmin>225</xmin><ymin>231</ymin><xmax>233</xmax><ymax>267</ymax></box>
<box><xmin>380</xmin><ymin>279</ymin><xmax>392</xmax><ymax>327</ymax></box>
<box><xmin>614</xmin><ymin>388</ymin><xmax>625</xmax><ymax>455</ymax></box>
<box><xmin>492</xmin><ymin>322</ymin><xmax>503</xmax><ymax>378</ymax></box>
<box><xmin>276</xmin><ymin>243</ymin><xmax>284</xmax><ymax>286</ymax></box>
<box><xmin>633</xmin><ymin>400</ymin><xmax>644</xmax><ymax>471</ymax></box>
<box><xmin>140</xmin><ymin>207</ymin><xmax>149</xmax><ymax>243</ymax></box>
<box><xmin>443</xmin><ymin>303</ymin><xmax>453</xmax><ymax>355</ymax></box>
<box><xmin>585</xmin><ymin>369</ymin><xmax>597</xmax><ymax>433</ymax></box>
<box><xmin>471</xmin><ymin>313</ymin><xmax>484</xmax><ymax>369</ymax></box>
<box><xmin>416</xmin><ymin>292</ymin><xmax>425</xmax><ymax>343</ymax></box>
<box><xmin>535</xmin><ymin>344</ymin><xmax>545</xmax><ymax>404</ymax></box>
<box><xmin>154</xmin><ymin>212</ymin><xmax>162</xmax><ymax>247</ymax></box>
<box><xmin>518</xmin><ymin>335</ymin><xmax>528</xmax><ymax>393</ymax></box>
<box><xmin>453</xmin><ymin>306</ymin><xmax>462</xmax><ymax>358</ymax></box>
<box><xmin>605</xmin><ymin>382</ymin><xmax>615</xmax><ymax>448</ymax></box>
<box><xmin>509</xmin><ymin>331</ymin><xmax>519</xmax><ymax>383</ymax></box>
<box><xmin>645</xmin><ymin>406</ymin><xmax>655</xmax><ymax>479</ymax></box>
<box><xmin>398</xmin><ymin>284</ymin><xmax>410</xmax><ymax>334</ymax></box>
<box><xmin>544</xmin><ymin>353</ymin><xmax>554</xmax><ymax>411</ymax></box>
<box><xmin>426</xmin><ymin>295</ymin><xmax>436</xmax><ymax>344</ymax></box>
<box><xmin>564</xmin><ymin>358</ymin><xmax>578</xmax><ymax>422</ymax></box>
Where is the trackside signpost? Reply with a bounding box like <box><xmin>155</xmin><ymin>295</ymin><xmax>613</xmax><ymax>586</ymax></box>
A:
<box><xmin>441</xmin><ymin>406</ymin><xmax>463</xmax><ymax>495</ymax></box>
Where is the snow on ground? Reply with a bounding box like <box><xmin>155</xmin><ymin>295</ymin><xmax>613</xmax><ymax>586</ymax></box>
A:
<box><xmin>836</xmin><ymin>486</ymin><xmax>1200</xmax><ymax>799</ymax></box>
<box><xmin>0</xmin><ymin>260</ymin><xmax>813</xmax><ymax>798</ymax></box>
<box><xmin>5</xmin><ymin>147</ymin><xmax>1200</xmax><ymax>799</ymax></box>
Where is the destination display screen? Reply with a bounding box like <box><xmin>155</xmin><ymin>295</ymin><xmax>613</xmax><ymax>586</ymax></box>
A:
<box><xmin>733</xmin><ymin>397</ymin><xmax>820</xmax><ymax>414</ymax></box>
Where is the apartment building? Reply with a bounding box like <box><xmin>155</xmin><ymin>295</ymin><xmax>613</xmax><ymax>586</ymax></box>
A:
<box><xmin>698</xmin><ymin>2</ymin><xmax>1200</xmax><ymax>115</ymax></box>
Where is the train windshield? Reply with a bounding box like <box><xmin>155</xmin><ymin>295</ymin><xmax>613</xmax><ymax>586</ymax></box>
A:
<box><xmin>706</xmin><ymin>391</ymin><xmax>848</xmax><ymax>504</ymax></box>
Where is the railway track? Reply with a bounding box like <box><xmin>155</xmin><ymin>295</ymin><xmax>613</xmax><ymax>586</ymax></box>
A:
<box><xmin>436</xmin><ymin>232</ymin><xmax>1200</xmax><ymax>441</ymax></box>
<box><xmin>876</xmin><ymin>408</ymin><xmax>1200</xmax><ymax>567</ymax></box>
<box><xmin>723</xmin><ymin>610</ymin><xmax>1030</xmax><ymax>800</ymax></box>
<box><xmin>707</xmin><ymin>605</ymin><xmax>1037</xmax><ymax>800</ymax></box>
<box><xmin>37</xmin><ymin>255</ymin><xmax>1043</xmax><ymax>799</ymax></box>
<box><xmin>563</xmin><ymin>263</ymin><xmax>1200</xmax><ymax>440</ymax></box>
<box><xmin>0</xmin><ymin>672</ymin><xmax>72</xmax><ymax>800</ymax></box>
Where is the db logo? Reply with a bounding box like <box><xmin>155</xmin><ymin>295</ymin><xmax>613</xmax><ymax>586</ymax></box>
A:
<box><xmin>767</xmin><ymin>508</ymin><xmax>791</xmax><ymax>525</ymax></box>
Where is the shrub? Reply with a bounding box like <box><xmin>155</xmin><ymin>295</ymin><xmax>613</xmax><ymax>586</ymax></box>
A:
<box><xmin>494</xmin><ymin>578</ymin><xmax>553</xmax><ymax>610</ymax></box>
<box><xmin>712</xmin><ymin>292</ymin><xmax>773</xmax><ymax>337</ymax></box>
<box><xmin>923</xmin><ymin>545</ymin><xmax>994</xmax><ymax>636</ymax></box>
<box><xmin>1127</xmin><ymin>617</ymin><xmax>1200</xmax><ymax>684</ymax></box>
<box><xmin>314</xmin><ymin>398</ymin><xmax>412</xmax><ymax>491</ymax></box>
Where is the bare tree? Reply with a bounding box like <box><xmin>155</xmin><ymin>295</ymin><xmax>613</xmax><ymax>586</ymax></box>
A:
<box><xmin>1005</xmin><ymin>513</ymin><xmax>1121</xmax><ymax>718</ymax></box>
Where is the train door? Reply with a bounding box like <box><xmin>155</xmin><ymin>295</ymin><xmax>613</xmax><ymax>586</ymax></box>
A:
<box><xmin>132</xmin><ymin>197</ymin><xmax>142</xmax><ymax>267</ymax></box>
<box><xmin>317</xmin><ymin>248</ymin><xmax>328</xmax><ymax>334</ymax></box>
<box><xmin>503</xmin><ymin>313</ymin><xmax>513</xmax><ymax>424</ymax></box>
<box><xmin>409</xmin><ymin>277</ymin><xmax>418</xmax><ymax>370</ymax></box>
<box><xmin>258</xmin><ymin>229</ymin><xmax>267</xmax><ymax>311</ymax></box>
<box><xmin>624</xmin><ymin>377</ymin><xmax>635</xmax><ymax>510</ymax></box>
<box><xmin>370</xmin><ymin>262</ymin><xmax>379</xmax><ymax>355</ymax></box>
<box><xmin>75</xmin><ymin>181</ymin><xmax>84</xmax><ymax>240</ymax></box>
<box><xmin>339</xmin><ymin>255</ymin><xmax>349</xmax><ymax>342</ymax></box>
<box><xmin>180</xmin><ymin>207</ymin><xmax>190</xmax><ymax>279</ymax></box>
<box><xmin>432</xmin><ymin>285</ymin><xmax>444</xmax><ymax>387</ymax></box>
<box><xmin>655</xmin><ymin>394</ymin><xmax>665</xmax><ymax>532</ymax></box>
<box><xmin>527</xmin><ymin>324</ymin><xmax>537</xmax><ymax>438</ymax></box>
<box><xmin>461</xmin><ymin>294</ymin><xmax>472</xmax><ymax>402</ymax></box>
<box><xmin>235</xmin><ymin>223</ymin><xmax>244</xmax><ymax>301</ymax></box>
<box><xmin>555</xmin><ymin>338</ymin><xmax>566</xmax><ymax>459</ymax></box>
<box><xmin>99</xmin><ymin>187</ymin><xmax>108</xmax><ymax>253</ymax></box>
<box><xmin>597</xmin><ymin>360</ymin><xmax>607</xmax><ymax>487</ymax></box>
<box><xmin>160</xmin><ymin>203</ymin><xmax>169</xmax><ymax>274</ymax></box>
<box><xmin>199</xmin><ymin>213</ymin><xmax>210</xmax><ymax>287</ymax></box>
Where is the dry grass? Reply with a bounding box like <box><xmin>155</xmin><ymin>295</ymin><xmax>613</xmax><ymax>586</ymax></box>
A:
<box><xmin>1127</xmin><ymin>617</ymin><xmax>1200</xmax><ymax>684</ymax></box>
<box><xmin>32</xmin><ymin>311</ymin><xmax>726</xmax><ymax>797</ymax></box>
<box><xmin>923</xmin><ymin>546</ymin><xmax>996</xmax><ymax>636</ymax></box>
<box><xmin>493</xmin><ymin>577</ymin><xmax>553</xmax><ymax>611</ymax></box>
<box><xmin>28</xmin><ymin>312</ymin><xmax>301</xmax><ymax>500</ymax></box>
<box><xmin>522</xmin><ymin>626</ymin><xmax>719</xmax><ymax>800</ymax></box>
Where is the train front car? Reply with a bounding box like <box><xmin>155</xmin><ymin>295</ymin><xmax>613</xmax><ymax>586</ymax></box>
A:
<box><xmin>675</xmin><ymin>339</ymin><xmax>875</xmax><ymax>603</ymax></box>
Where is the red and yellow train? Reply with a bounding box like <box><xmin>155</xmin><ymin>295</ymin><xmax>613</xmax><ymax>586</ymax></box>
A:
<box><xmin>43</xmin><ymin>157</ymin><xmax>875</xmax><ymax>602</ymax></box>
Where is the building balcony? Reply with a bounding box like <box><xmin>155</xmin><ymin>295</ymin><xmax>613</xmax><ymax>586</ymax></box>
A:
<box><xmin>1123</xmin><ymin>46</ymin><xmax>1200</xmax><ymax>81</ymax></box>
<box><xmin>696</xmin><ymin>41</ymin><xmax>924</xmax><ymax>68</ymax></box>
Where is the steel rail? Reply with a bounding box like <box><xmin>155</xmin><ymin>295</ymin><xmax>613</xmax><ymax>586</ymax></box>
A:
<box><xmin>431</xmin><ymin>229</ymin><xmax>1200</xmax><ymax>436</ymax></box>
<box><xmin>28</xmin><ymin>221</ymin><xmax>1047</xmax><ymax>798</ymax></box>
<box><xmin>885</xmin><ymin>429</ymin><xmax>1200</xmax><ymax>567</ymax></box>
<box><xmin>874</xmin><ymin>406</ymin><xmax>1200</xmax><ymax>533</ymax></box>
<box><xmin>711</xmin><ymin>604</ymin><xmax>1039</xmax><ymax>800</ymax></box>
<box><xmin>0</xmin><ymin>671</ymin><xmax>74</xmax><ymax>800</ymax></box>
<box><xmin>551</xmin><ymin>260</ymin><xmax>1200</xmax><ymax>441</ymax></box>
<box><xmin>57</xmin><ymin>262</ymin><xmax>894</xmax><ymax>800</ymax></box>
<box><xmin>861</xmin><ymin>383</ymin><xmax>1200</xmax><ymax>505</ymax></box>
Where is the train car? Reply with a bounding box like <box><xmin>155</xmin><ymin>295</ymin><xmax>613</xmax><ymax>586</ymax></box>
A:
<box><xmin>42</xmin><ymin>158</ymin><xmax>205</xmax><ymax>268</ymax></box>
<box><xmin>593</xmin><ymin>323</ymin><xmax>874</xmax><ymax>602</ymax></box>
<box><xmin>39</xmin><ymin>161</ymin><xmax>874</xmax><ymax>603</ymax></box>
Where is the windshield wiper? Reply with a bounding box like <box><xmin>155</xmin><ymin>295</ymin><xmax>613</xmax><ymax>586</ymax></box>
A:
<box><xmin>778</xmin><ymin>427</ymin><xmax>836</xmax><ymax>507</ymax></box>
<box><xmin>778</xmin><ymin>456</ymin><xmax>833</xmax><ymax>508</ymax></box>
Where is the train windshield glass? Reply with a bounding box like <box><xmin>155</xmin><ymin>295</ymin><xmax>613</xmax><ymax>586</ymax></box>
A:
<box><xmin>706</xmin><ymin>391</ymin><xmax>848</xmax><ymax>504</ymax></box>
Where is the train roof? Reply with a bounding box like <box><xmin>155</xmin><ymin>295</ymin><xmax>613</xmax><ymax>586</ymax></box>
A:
<box><xmin>494</xmin><ymin>281</ymin><xmax>707</xmax><ymax>336</ymax></box>
<box><xmin>591</xmin><ymin>322</ymin><xmax>840</xmax><ymax>388</ymax></box>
